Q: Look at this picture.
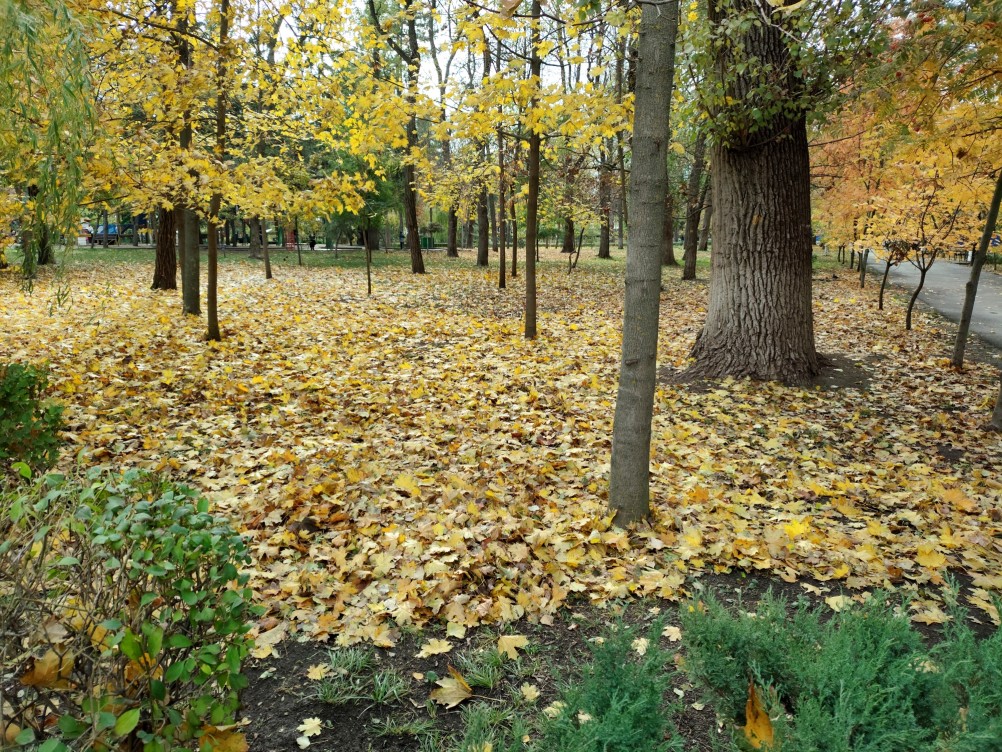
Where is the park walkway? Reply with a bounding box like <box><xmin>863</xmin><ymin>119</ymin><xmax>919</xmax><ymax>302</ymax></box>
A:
<box><xmin>866</xmin><ymin>255</ymin><xmax>1002</xmax><ymax>356</ymax></box>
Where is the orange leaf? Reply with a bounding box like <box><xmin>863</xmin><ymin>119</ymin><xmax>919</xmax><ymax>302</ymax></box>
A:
<box><xmin>743</xmin><ymin>681</ymin><xmax>774</xmax><ymax>750</ymax></box>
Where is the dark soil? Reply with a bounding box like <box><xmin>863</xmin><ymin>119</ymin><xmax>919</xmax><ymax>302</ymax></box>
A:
<box><xmin>238</xmin><ymin>569</ymin><xmax>996</xmax><ymax>752</ymax></box>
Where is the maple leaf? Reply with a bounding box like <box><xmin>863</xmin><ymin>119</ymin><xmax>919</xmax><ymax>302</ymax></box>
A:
<box><xmin>520</xmin><ymin>683</ymin><xmax>540</xmax><ymax>702</ymax></box>
<box><xmin>198</xmin><ymin>728</ymin><xmax>249</xmax><ymax>752</ymax></box>
<box><xmin>430</xmin><ymin>666</ymin><xmax>473</xmax><ymax>708</ymax></box>
<box><xmin>743</xmin><ymin>682</ymin><xmax>774</xmax><ymax>750</ymax></box>
<box><xmin>416</xmin><ymin>639</ymin><xmax>453</xmax><ymax>658</ymax></box>
<box><xmin>297</xmin><ymin>718</ymin><xmax>322</xmax><ymax>738</ymax></box>
<box><xmin>306</xmin><ymin>664</ymin><xmax>329</xmax><ymax>681</ymax></box>
<box><xmin>915</xmin><ymin>543</ymin><xmax>947</xmax><ymax>569</ymax></box>
<box><xmin>497</xmin><ymin>634</ymin><xmax>529</xmax><ymax>660</ymax></box>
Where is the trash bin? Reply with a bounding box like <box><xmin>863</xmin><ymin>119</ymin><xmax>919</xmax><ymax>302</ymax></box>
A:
<box><xmin>420</xmin><ymin>235</ymin><xmax>433</xmax><ymax>249</ymax></box>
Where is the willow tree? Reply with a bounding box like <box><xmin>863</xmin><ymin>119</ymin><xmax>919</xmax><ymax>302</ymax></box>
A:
<box><xmin>0</xmin><ymin>0</ymin><xmax>91</xmax><ymax>279</ymax></box>
<box><xmin>685</xmin><ymin>0</ymin><xmax>887</xmax><ymax>383</ymax></box>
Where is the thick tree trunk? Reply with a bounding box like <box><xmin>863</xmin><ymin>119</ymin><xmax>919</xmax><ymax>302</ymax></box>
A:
<box><xmin>447</xmin><ymin>209</ymin><xmax>459</xmax><ymax>258</ymax></box>
<box><xmin>952</xmin><ymin>168</ymin><xmax>1002</xmax><ymax>368</ymax></box>
<box><xmin>37</xmin><ymin>225</ymin><xmax>53</xmax><ymax>265</ymax></box>
<box><xmin>152</xmin><ymin>206</ymin><xmax>177</xmax><ymax>290</ymax></box>
<box><xmin>477</xmin><ymin>190</ymin><xmax>489</xmax><ymax>267</ymax></box>
<box><xmin>182</xmin><ymin>208</ymin><xmax>200</xmax><ymax>314</ymax></box>
<box><xmin>562</xmin><ymin>218</ymin><xmax>575</xmax><ymax>254</ymax></box>
<box><xmin>608</xmin><ymin>0</ymin><xmax>677</xmax><ymax>525</ymax></box>
<box><xmin>688</xmin><ymin>119</ymin><xmax>818</xmax><ymax>382</ymax></box>
<box><xmin>403</xmin><ymin>159</ymin><xmax>425</xmax><ymax>273</ymax></box>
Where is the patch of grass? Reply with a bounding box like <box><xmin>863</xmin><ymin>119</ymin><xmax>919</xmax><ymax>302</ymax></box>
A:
<box><xmin>316</xmin><ymin>647</ymin><xmax>376</xmax><ymax>705</ymax></box>
<box><xmin>370</xmin><ymin>669</ymin><xmax>409</xmax><ymax>704</ymax></box>
<box><xmin>327</xmin><ymin>646</ymin><xmax>375</xmax><ymax>675</ymax></box>
<box><xmin>450</xmin><ymin>702</ymin><xmax>528</xmax><ymax>752</ymax></box>
<box><xmin>456</xmin><ymin>648</ymin><xmax>507</xmax><ymax>690</ymax></box>
<box><xmin>370</xmin><ymin>713</ymin><xmax>437</xmax><ymax>739</ymax></box>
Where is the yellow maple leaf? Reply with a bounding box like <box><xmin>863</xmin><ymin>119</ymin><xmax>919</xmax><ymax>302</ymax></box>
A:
<box><xmin>430</xmin><ymin>666</ymin><xmax>472</xmax><ymax>708</ymax></box>
<box><xmin>743</xmin><ymin>682</ymin><xmax>774</xmax><ymax>750</ymax></box>
<box><xmin>520</xmin><ymin>683</ymin><xmax>540</xmax><ymax>702</ymax></box>
<box><xmin>915</xmin><ymin>543</ymin><xmax>947</xmax><ymax>569</ymax></box>
<box><xmin>306</xmin><ymin>664</ymin><xmax>329</xmax><ymax>681</ymax></box>
<box><xmin>416</xmin><ymin>638</ymin><xmax>453</xmax><ymax>658</ymax></box>
<box><xmin>497</xmin><ymin>634</ymin><xmax>528</xmax><ymax>660</ymax></box>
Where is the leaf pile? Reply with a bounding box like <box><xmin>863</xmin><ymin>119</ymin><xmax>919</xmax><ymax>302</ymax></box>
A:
<box><xmin>2</xmin><ymin>257</ymin><xmax>1000</xmax><ymax>647</ymax></box>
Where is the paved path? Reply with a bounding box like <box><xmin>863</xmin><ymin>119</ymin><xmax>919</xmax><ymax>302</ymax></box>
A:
<box><xmin>865</xmin><ymin>255</ymin><xmax>1002</xmax><ymax>352</ymax></box>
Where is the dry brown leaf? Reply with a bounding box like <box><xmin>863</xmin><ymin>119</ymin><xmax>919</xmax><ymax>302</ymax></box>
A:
<box><xmin>430</xmin><ymin>666</ymin><xmax>473</xmax><ymax>708</ymax></box>
<box><xmin>743</xmin><ymin>681</ymin><xmax>774</xmax><ymax>750</ymax></box>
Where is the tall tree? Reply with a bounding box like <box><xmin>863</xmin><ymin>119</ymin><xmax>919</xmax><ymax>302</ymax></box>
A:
<box><xmin>685</xmin><ymin>0</ymin><xmax>887</xmax><ymax>383</ymax></box>
<box><xmin>608</xmin><ymin>0</ymin><xmax>679</xmax><ymax>525</ymax></box>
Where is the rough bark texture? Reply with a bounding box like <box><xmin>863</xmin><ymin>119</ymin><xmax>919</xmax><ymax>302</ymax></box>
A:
<box><xmin>859</xmin><ymin>248</ymin><xmax>869</xmax><ymax>288</ymax></box>
<box><xmin>598</xmin><ymin>168</ymin><xmax>612</xmax><ymax>259</ymax></box>
<box><xmin>661</xmin><ymin>192</ymin><xmax>677</xmax><ymax>266</ymax></box>
<box><xmin>687</xmin><ymin>0</ymin><xmax>818</xmax><ymax>384</ymax></box>
<box><xmin>952</xmin><ymin>168</ymin><xmax>1002</xmax><ymax>368</ymax></box>
<box><xmin>697</xmin><ymin>201</ymin><xmax>712</xmax><ymax>253</ymax></box>
<box><xmin>262</xmin><ymin>220</ymin><xmax>273</xmax><ymax>280</ymax></box>
<box><xmin>608</xmin><ymin>0</ymin><xmax>677</xmax><ymax>526</ymax></box>
<box><xmin>447</xmin><ymin>209</ymin><xmax>459</xmax><ymax>258</ymax></box>
<box><xmin>152</xmin><ymin>206</ymin><xmax>177</xmax><ymax>290</ymax></box>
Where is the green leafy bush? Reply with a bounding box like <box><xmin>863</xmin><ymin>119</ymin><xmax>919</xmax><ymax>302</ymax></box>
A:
<box><xmin>680</xmin><ymin>591</ymin><xmax>1001</xmax><ymax>752</ymax></box>
<box><xmin>0</xmin><ymin>470</ymin><xmax>258</xmax><ymax>751</ymax></box>
<box><xmin>0</xmin><ymin>362</ymin><xmax>64</xmax><ymax>474</ymax></box>
<box><xmin>534</xmin><ymin>619</ymin><xmax>683</xmax><ymax>752</ymax></box>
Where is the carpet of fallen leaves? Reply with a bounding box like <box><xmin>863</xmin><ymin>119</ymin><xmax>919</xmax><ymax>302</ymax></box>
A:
<box><xmin>2</xmin><ymin>254</ymin><xmax>1001</xmax><ymax>651</ymax></box>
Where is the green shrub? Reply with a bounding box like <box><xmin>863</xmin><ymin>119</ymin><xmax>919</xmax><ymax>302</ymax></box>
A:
<box><xmin>679</xmin><ymin>592</ymin><xmax>995</xmax><ymax>752</ymax></box>
<box><xmin>0</xmin><ymin>363</ymin><xmax>64</xmax><ymax>475</ymax></box>
<box><xmin>0</xmin><ymin>470</ymin><xmax>258</xmax><ymax>751</ymax></box>
<box><xmin>534</xmin><ymin>619</ymin><xmax>683</xmax><ymax>752</ymax></box>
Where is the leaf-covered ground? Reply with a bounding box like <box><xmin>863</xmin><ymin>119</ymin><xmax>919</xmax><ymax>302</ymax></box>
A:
<box><xmin>2</xmin><ymin>250</ymin><xmax>1001</xmax><ymax>650</ymax></box>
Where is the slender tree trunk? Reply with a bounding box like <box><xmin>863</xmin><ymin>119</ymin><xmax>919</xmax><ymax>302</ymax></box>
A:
<box><xmin>498</xmin><ymin>129</ymin><xmax>507</xmax><ymax>289</ymax></box>
<box><xmin>879</xmin><ymin>259</ymin><xmax>891</xmax><ymax>310</ymax></box>
<box><xmin>510</xmin><ymin>197</ymin><xmax>518</xmax><ymax>277</ymax></box>
<box><xmin>661</xmin><ymin>192</ymin><xmax>678</xmax><ymax>266</ymax></box>
<box><xmin>524</xmin><ymin>0</ymin><xmax>542</xmax><ymax>339</ymax></box>
<box><xmin>608</xmin><ymin>0</ymin><xmax>678</xmax><ymax>525</ymax></box>
<box><xmin>489</xmin><ymin>193</ymin><xmax>499</xmax><ymax>255</ymax></box>
<box><xmin>683</xmin><ymin>133</ymin><xmax>708</xmax><ymax>280</ymax></box>
<box><xmin>477</xmin><ymin>190</ymin><xmax>490</xmax><ymax>266</ymax></box>
<box><xmin>859</xmin><ymin>248</ymin><xmax>869</xmax><ymax>288</ymax></box>
<box><xmin>182</xmin><ymin>208</ymin><xmax>200</xmax><ymax>314</ymax></box>
<box><xmin>102</xmin><ymin>209</ymin><xmax>109</xmax><ymax>248</ymax></box>
<box><xmin>262</xmin><ymin>219</ymin><xmax>273</xmax><ymax>279</ymax></box>
<box><xmin>598</xmin><ymin>168</ymin><xmax>612</xmax><ymax>259</ymax></box>
<box><xmin>447</xmin><ymin>209</ymin><xmax>459</xmax><ymax>257</ymax></box>
<box><xmin>697</xmin><ymin>200</ymin><xmax>712</xmax><ymax>253</ymax></box>
<box><xmin>152</xmin><ymin>206</ymin><xmax>177</xmax><ymax>290</ymax></box>
<box><xmin>248</xmin><ymin>217</ymin><xmax>261</xmax><ymax>258</ymax></box>
<box><xmin>36</xmin><ymin>225</ymin><xmax>53</xmax><ymax>265</ymax></box>
<box><xmin>206</xmin><ymin>0</ymin><xmax>229</xmax><ymax>342</ymax></box>
<box><xmin>906</xmin><ymin>267</ymin><xmax>927</xmax><ymax>331</ymax></box>
<box><xmin>463</xmin><ymin>220</ymin><xmax>473</xmax><ymax>248</ymax></box>
<box><xmin>952</xmin><ymin>168</ymin><xmax>1002</xmax><ymax>368</ymax></box>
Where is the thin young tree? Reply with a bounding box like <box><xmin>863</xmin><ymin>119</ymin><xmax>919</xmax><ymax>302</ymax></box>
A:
<box><xmin>608</xmin><ymin>0</ymin><xmax>679</xmax><ymax>525</ymax></box>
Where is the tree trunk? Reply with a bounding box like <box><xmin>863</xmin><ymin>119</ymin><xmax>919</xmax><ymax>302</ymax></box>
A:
<box><xmin>598</xmin><ymin>168</ymin><xmax>612</xmax><ymax>259</ymax></box>
<box><xmin>906</xmin><ymin>267</ymin><xmax>927</xmax><ymax>331</ymax></box>
<box><xmin>697</xmin><ymin>200</ymin><xmax>712</xmax><ymax>254</ymax></box>
<box><xmin>682</xmin><ymin>133</ymin><xmax>708</xmax><ymax>280</ymax></box>
<box><xmin>477</xmin><ymin>190</ymin><xmax>489</xmax><ymax>267</ymax></box>
<box><xmin>562</xmin><ymin>218</ymin><xmax>575</xmax><ymax>254</ymax></box>
<box><xmin>608</xmin><ymin>0</ymin><xmax>677</xmax><ymax>526</ymax></box>
<box><xmin>489</xmin><ymin>193</ymin><xmax>499</xmax><ymax>255</ymax></box>
<box><xmin>182</xmin><ymin>208</ymin><xmax>200</xmax><ymax>314</ymax></box>
<box><xmin>206</xmin><ymin>0</ymin><xmax>229</xmax><ymax>343</ymax></box>
<box><xmin>498</xmin><ymin>129</ymin><xmax>507</xmax><ymax>289</ymax></box>
<box><xmin>262</xmin><ymin>219</ymin><xmax>273</xmax><ymax>279</ymax></box>
<box><xmin>524</xmin><ymin>0</ymin><xmax>541</xmax><ymax>339</ymax></box>
<box><xmin>447</xmin><ymin>209</ymin><xmax>459</xmax><ymax>258</ymax></box>
<box><xmin>152</xmin><ymin>206</ymin><xmax>176</xmax><ymax>290</ymax></box>
<box><xmin>37</xmin><ymin>225</ymin><xmax>53</xmax><ymax>265</ymax></box>
<box><xmin>878</xmin><ymin>259</ymin><xmax>891</xmax><ymax>310</ymax></box>
<box><xmin>510</xmin><ymin>197</ymin><xmax>518</xmax><ymax>277</ymax></box>
<box><xmin>859</xmin><ymin>248</ymin><xmax>869</xmax><ymax>288</ymax></box>
<box><xmin>248</xmin><ymin>216</ymin><xmax>261</xmax><ymax>258</ymax></box>
<box><xmin>952</xmin><ymin>168</ymin><xmax>1002</xmax><ymax>368</ymax></box>
<box><xmin>102</xmin><ymin>209</ymin><xmax>109</xmax><ymax>248</ymax></box>
<box><xmin>403</xmin><ymin>159</ymin><xmax>425</xmax><ymax>273</ymax></box>
<box><xmin>661</xmin><ymin>191</ymin><xmax>678</xmax><ymax>266</ymax></box>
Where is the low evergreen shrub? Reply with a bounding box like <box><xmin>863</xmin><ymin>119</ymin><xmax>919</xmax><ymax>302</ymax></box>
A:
<box><xmin>0</xmin><ymin>470</ymin><xmax>257</xmax><ymax>751</ymax></box>
<box><xmin>680</xmin><ymin>591</ymin><xmax>1000</xmax><ymax>752</ymax></box>
<box><xmin>534</xmin><ymin>619</ymin><xmax>684</xmax><ymax>752</ymax></box>
<box><xmin>0</xmin><ymin>362</ymin><xmax>63</xmax><ymax>475</ymax></box>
